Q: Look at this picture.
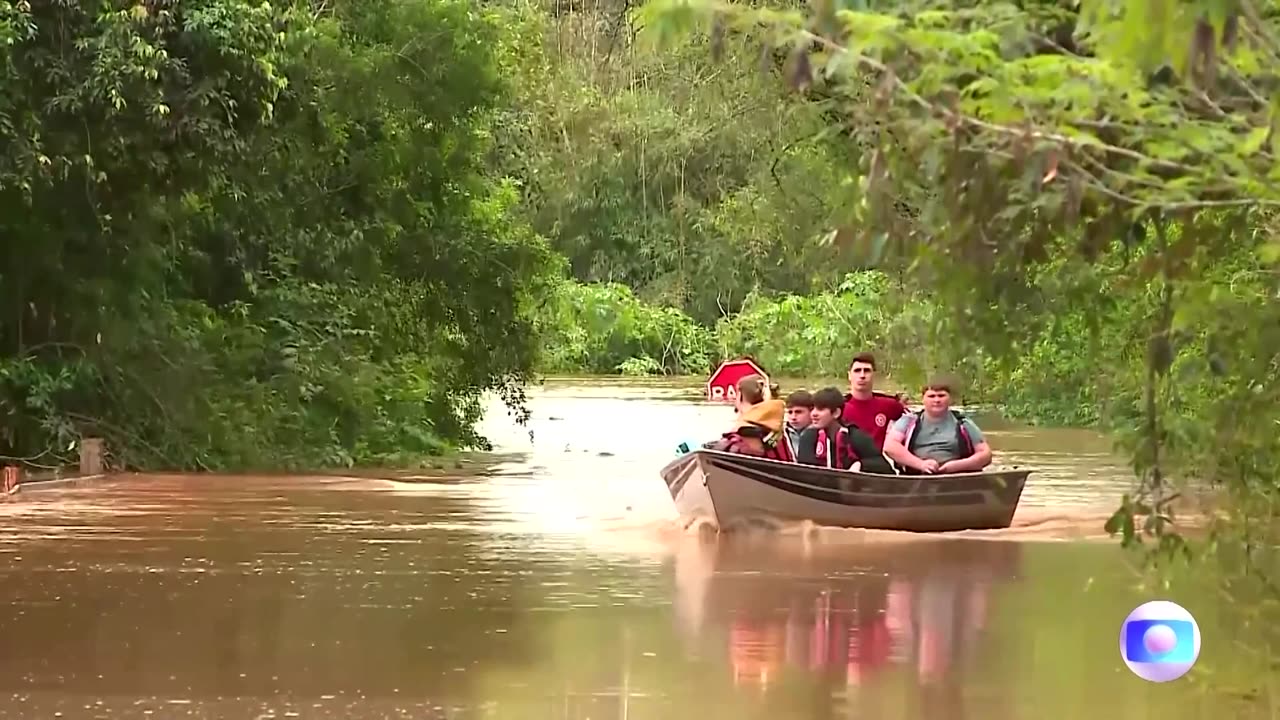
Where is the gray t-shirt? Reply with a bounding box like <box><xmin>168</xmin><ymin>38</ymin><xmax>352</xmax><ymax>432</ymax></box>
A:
<box><xmin>890</xmin><ymin>412</ymin><xmax>985</xmax><ymax>464</ymax></box>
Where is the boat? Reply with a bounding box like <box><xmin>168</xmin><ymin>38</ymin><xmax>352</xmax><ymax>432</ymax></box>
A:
<box><xmin>659</xmin><ymin>449</ymin><xmax>1032</xmax><ymax>533</ymax></box>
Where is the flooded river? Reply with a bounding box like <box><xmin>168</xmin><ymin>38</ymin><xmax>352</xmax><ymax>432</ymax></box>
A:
<box><xmin>0</xmin><ymin>380</ymin><xmax>1274</xmax><ymax>718</ymax></box>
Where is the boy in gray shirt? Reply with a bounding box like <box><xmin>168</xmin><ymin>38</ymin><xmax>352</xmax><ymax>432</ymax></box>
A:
<box><xmin>882</xmin><ymin>375</ymin><xmax>993</xmax><ymax>475</ymax></box>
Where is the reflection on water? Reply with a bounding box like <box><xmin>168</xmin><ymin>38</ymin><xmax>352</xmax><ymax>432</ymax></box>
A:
<box><xmin>0</xmin><ymin>380</ymin><xmax>1273</xmax><ymax>718</ymax></box>
<box><xmin>673</xmin><ymin>536</ymin><xmax>1024</xmax><ymax>718</ymax></box>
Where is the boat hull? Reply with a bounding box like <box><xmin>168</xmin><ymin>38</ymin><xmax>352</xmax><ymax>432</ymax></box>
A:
<box><xmin>659</xmin><ymin>450</ymin><xmax>1029</xmax><ymax>533</ymax></box>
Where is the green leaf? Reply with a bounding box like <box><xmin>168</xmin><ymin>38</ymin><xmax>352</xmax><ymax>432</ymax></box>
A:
<box><xmin>1259</xmin><ymin>242</ymin><xmax>1280</xmax><ymax>265</ymax></box>
<box><xmin>1238</xmin><ymin>126</ymin><xmax>1269</xmax><ymax>156</ymax></box>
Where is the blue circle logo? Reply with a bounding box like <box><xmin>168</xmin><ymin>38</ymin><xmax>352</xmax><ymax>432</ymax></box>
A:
<box><xmin>1120</xmin><ymin>600</ymin><xmax>1200</xmax><ymax>682</ymax></box>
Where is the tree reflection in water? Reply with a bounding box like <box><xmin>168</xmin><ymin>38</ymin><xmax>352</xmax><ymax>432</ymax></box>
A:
<box><xmin>673</xmin><ymin>534</ymin><xmax>1023</xmax><ymax>718</ymax></box>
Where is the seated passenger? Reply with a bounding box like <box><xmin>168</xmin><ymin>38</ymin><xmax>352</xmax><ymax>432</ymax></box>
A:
<box><xmin>881</xmin><ymin>375</ymin><xmax>993</xmax><ymax>475</ymax></box>
<box><xmin>782</xmin><ymin>390</ymin><xmax>814</xmax><ymax>460</ymax></box>
<box><xmin>706</xmin><ymin>374</ymin><xmax>790</xmax><ymax>461</ymax></box>
<box><xmin>842</xmin><ymin>351</ymin><xmax>908</xmax><ymax>450</ymax></box>
<box><xmin>795</xmin><ymin>387</ymin><xmax>894</xmax><ymax>473</ymax></box>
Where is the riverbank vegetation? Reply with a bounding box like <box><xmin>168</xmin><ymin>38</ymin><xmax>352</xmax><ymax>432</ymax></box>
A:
<box><xmin>1</xmin><ymin>0</ymin><xmax>558</xmax><ymax>470</ymax></box>
<box><xmin>534</xmin><ymin>271</ymin><xmax>1091</xmax><ymax>421</ymax></box>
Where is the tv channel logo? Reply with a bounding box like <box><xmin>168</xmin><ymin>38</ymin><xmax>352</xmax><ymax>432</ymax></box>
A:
<box><xmin>1120</xmin><ymin>600</ymin><xmax>1200</xmax><ymax>682</ymax></box>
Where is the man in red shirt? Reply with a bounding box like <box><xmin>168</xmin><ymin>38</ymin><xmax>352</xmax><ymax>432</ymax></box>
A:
<box><xmin>841</xmin><ymin>352</ymin><xmax>908</xmax><ymax>449</ymax></box>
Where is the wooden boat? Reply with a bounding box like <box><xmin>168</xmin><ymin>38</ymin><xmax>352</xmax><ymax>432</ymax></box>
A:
<box><xmin>659</xmin><ymin>449</ymin><xmax>1032</xmax><ymax>533</ymax></box>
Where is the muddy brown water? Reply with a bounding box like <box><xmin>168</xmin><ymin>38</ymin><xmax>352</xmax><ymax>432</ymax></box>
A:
<box><xmin>0</xmin><ymin>379</ymin><xmax>1274</xmax><ymax>718</ymax></box>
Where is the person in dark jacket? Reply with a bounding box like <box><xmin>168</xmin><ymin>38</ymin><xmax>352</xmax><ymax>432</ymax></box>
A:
<box><xmin>796</xmin><ymin>387</ymin><xmax>895</xmax><ymax>474</ymax></box>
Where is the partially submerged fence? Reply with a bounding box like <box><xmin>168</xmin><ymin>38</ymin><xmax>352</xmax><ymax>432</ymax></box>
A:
<box><xmin>3</xmin><ymin>437</ymin><xmax>107</xmax><ymax>497</ymax></box>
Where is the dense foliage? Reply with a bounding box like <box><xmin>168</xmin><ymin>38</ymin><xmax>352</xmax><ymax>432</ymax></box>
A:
<box><xmin>535</xmin><ymin>280</ymin><xmax>713</xmax><ymax>375</ymax></box>
<box><xmin>502</xmin><ymin>0</ymin><xmax>883</xmax><ymax>324</ymax></box>
<box><xmin>537</xmin><ymin>268</ymin><xmax>1103</xmax><ymax>422</ymax></box>
<box><xmin>0</xmin><ymin>0</ymin><xmax>556</xmax><ymax>470</ymax></box>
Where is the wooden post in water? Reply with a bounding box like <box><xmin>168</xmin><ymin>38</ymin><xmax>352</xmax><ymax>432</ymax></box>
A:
<box><xmin>80</xmin><ymin>438</ymin><xmax>104</xmax><ymax>476</ymax></box>
<box><xmin>2</xmin><ymin>466</ymin><xmax>18</xmax><ymax>495</ymax></box>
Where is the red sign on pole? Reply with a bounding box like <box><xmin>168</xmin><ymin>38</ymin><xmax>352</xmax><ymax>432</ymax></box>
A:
<box><xmin>706</xmin><ymin>358</ymin><xmax>770</xmax><ymax>403</ymax></box>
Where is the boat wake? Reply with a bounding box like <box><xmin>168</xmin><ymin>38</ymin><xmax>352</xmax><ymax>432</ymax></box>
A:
<box><xmin>980</xmin><ymin>507</ymin><xmax>1117</xmax><ymax>540</ymax></box>
<box><xmin>598</xmin><ymin>506</ymin><xmax>1123</xmax><ymax>546</ymax></box>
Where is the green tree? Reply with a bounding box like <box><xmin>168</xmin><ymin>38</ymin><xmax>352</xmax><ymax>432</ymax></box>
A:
<box><xmin>0</xmin><ymin>0</ymin><xmax>556</xmax><ymax>470</ymax></box>
<box><xmin>503</xmin><ymin>0</ymin><xmax>877</xmax><ymax>323</ymax></box>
